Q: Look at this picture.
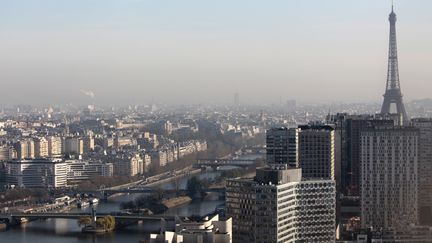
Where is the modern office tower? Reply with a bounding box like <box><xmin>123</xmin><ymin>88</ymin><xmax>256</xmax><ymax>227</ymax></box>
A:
<box><xmin>412</xmin><ymin>118</ymin><xmax>432</xmax><ymax>225</ymax></box>
<box><xmin>266</xmin><ymin>127</ymin><xmax>299</xmax><ymax>167</ymax></box>
<box><xmin>5</xmin><ymin>158</ymin><xmax>68</xmax><ymax>188</ymax></box>
<box><xmin>48</xmin><ymin>136</ymin><xmax>63</xmax><ymax>157</ymax></box>
<box><xmin>225</xmin><ymin>178</ymin><xmax>256</xmax><ymax>243</ymax></box>
<box><xmin>360</xmin><ymin>126</ymin><xmax>418</xmax><ymax>231</ymax></box>
<box><xmin>63</xmin><ymin>137</ymin><xmax>84</xmax><ymax>155</ymax></box>
<box><xmin>380</xmin><ymin>6</ymin><xmax>408</xmax><ymax>124</ymax></box>
<box><xmin>298</xmin><ymin>124</ymin><xmax>335</xmax><ymax>180</ymax></box>
<box><xmin>66</xmin><ymin>160</ymin><xmax>113</xmax><ymax>184</ymax></box>
<box><xmin>226</xmin><ymin>167</ymin><xmax>336</xmax><ymax>243</ymax></box>
<box><xmin>83</xmin><ymin>136</ymin><xmax>95</xmax><ymax>153</ymax></box>
<box><xmin>35</xmin><ymin>137</ymin><xmax>49</xmax><ymax>158</ymax></box>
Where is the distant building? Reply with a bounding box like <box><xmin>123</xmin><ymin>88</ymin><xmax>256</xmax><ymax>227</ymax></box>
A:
<box><xmin>113</xmin><ymin>155</ymin><xmax>141</xmax><ymax>176</ymax></box>
<box><xmin>150</xmin><ymin>150</ymin><xmax>168</xmax><ymax>167</ymax></box>
<box><xmin>234</xmin><ymin>92</ymin><xmax>239</xmax><ymax>106</ymax></box>
<box><xmin>0</xmin><ymin>145</ymin><xmax>11</xmax><ymax>161</ymax></box>
<box><xmin>66</xmin><ymin>160</ymin><xmax>113</xmax><ymax>184</ymax></box>
<box><xmin>63</xmin><ymin>137</ymin><xmax>83</xmax><ymax>155</ymax></box>
<box><xmin>164</xmin><ymin>121</ymin><xmax>173</xmax><ymax>135</ymax></box>
<box><xmin>16</xmin><ymin>139</ymin><xmax>35</xmax><ymax>159</ymax></box>
<box><xmin>114</xmin><ymin>136</ymin><xmax>135</xmax><ymax>148</ymax></box>
<box><xmin>48</xmin><ymin>136</ymin><xmax>63</xmax><ymax>157</ymax></box>
<box><xmin>5</xmin><ymin>158</ymin><xmax>68</xmax><ymax>188</ymax></box>
<box><xmin>83</xmin><ymin>136</ymin><xmax>95</xmax><ymax>153</ymax></box>
<box><xmin>35</xmin><ymin>137</ymin><xmax>49</xmax><ymax>158</ymax></box>
<box><xmin>139</xmin><ymin>154</ymin><xmax>151</xmax><ymax>174</ymax></box>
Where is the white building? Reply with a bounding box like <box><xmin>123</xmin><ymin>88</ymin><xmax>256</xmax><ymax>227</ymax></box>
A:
<box><xmin>5</xmin><ymin>158</ymin><xmax>68</xmax><ymax>188</ymax></box>
<box><xmin>48</xmin><ymin>136</ymin><xmax>63</xmax><ymax>157</ymax></box>
<box><xmin>147</xmin><ymin>214</ymin><xmax>232</xmax><ymax>243</ymax></box>
<box><xmin>35</xmin><ymin>137</ymin><xmax>49</xmax><ymax>158</ymax></box>
<box><xmin>226</xmin><ymin>167</ymin><xmax>336</xmax><ymax>243</ymax></box>
<box><xmin>66</xmin><ymin>159</ymin><xmax>113</xmax><ymax>184</ymax></box>
<box><xmin>360</xmin><ymin>126</ymin><xmax>418</xmax><ymax>231</ymax></box>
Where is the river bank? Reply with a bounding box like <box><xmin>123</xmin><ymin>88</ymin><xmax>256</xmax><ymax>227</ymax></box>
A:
<box><xmin>0</xmin><ymin>152</ymin><xmax>264</xmax><ymax>243</ymax></box>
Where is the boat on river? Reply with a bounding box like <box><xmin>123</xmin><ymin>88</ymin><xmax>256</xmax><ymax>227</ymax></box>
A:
<box><xmin>77</xmin><ymin>200</ymin><xmax>90</xmax><ymax>208</ymax></box>
<box><xmin>90</xmin><ymin>198</ymin><xmax>99</xmax><ymax>205</ymax></box>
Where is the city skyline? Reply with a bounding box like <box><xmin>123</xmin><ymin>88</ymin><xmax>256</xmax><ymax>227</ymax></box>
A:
<box><xmin>1</xmin><ymin>1</ymin><xmax>432</xmax><ymax>105</ymax></box>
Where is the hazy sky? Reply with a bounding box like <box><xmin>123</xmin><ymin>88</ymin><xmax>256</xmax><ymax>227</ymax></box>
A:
<box><xmin>1</xmin><ymin>0</ymin><xmax>431</xmax><ymax>105</ymax></box>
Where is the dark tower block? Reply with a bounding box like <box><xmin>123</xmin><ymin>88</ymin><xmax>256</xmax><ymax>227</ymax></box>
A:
<box><xmin>381</xmin><ymin>6</ymin><xmax>408</xmax><ymax>124</ymax></box>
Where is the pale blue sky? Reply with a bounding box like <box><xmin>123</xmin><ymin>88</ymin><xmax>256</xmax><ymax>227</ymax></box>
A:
<box><xmin>0</xmin><ymin>0</ymin><xmax>431</xmax><ymax>105</ymax></box>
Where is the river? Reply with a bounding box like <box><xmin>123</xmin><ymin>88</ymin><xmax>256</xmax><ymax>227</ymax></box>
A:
<box><xmin>1</xmin><ymin>153</ymin><xmax>262</xmax><ymax>243</ymax></box>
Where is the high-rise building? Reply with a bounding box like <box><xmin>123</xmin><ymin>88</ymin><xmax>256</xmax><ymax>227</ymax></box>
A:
<box><xmin>411</xmin><ymin>118</ymin><xmax>432</xmax><ymax>225</ymax></box>
<box><xmin>298</xmin><ymin>124</ymin><xmax>335</xmax><ymax>180</ymax></box>
<box><xmin>83</xmin><ymin>136</ymin><xmax>95</xmax><ymax>153</ymax></box>
<box><xmin>0</xmin><ymin>145</ymin><xmax>10</xmax><ymax>161</ymax></box>
<box><xmin>113</xmin><ymin>155</ymin><xmax>141</xmax><ymax>176</ymax></box>
<box><xmin>139</xmin><ymin>154</ymin><xmax>151</xmax><ymax>174</ymax></box>
<box><xmin>226</xmin><ymin>166</ymin><xmax>336</xmax><ymax>243</ymax></box>
<box><xmin>234</xmin><ymin>92</ymin><xmax>239</xmax><ymax>106</ymax></box>
<box><xmin>360</xmin><ymin>126</ymin><xmax>418</xmax><ymax>231</ymax></box>
<box><xmin>27</xmin><ymin>139</ymin><xmax>35</xmax><ymax>159</ymax></box>
<box><xmin>224</xmin><ymin>178</ymin><xmax>256</xmax><ymax>242</ymax></box>
<box><xmin>266</xmin><ymin>127</ymin><xmax>299</xmax><ymax>167</ymax></box>
<box><xmin>16</xmin><ymin>139</ymin><xmax>35</xmax><ymax>159</ymax></box>
<box><xmin>48</xmin><ymin>136</ymin><xmax>63</xmax><ymax>157</ymax></box>
<box><xmin>326</xmin><ymin>113</ymin><xmax>396</xmax><ymax>196</ymax></box>
<box><xmin>380</xmin><ymin>6</ymin><xmax>408</xmax><ymax>124</ymax></box>
<box><xmin>35</xmin><ymin>137</ymin><xmax>49</xmax><ymax>158</ymax></box>
<box><xmin>63</xmin><ymin>137</ymin><xmax>84</xmax><ymax>155</ymax></box>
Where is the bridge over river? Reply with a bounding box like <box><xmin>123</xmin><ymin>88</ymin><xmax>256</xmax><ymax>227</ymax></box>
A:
<box><xmin>80</xmin><ymin>187</ymin><xmax>225</xmax><ymax>200</ymax></box>
<box><xmin>0</xmin><ymin>212</ymin><xmax>178</xmax><ymax>227</ymax></box>
<box><xmin>193</xmin><ymin>158</ymin><xmax>256</xmax><ymax>169</ymax></box>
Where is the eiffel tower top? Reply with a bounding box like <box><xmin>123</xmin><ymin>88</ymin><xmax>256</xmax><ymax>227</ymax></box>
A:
<box><xmin>389</xmin><ymin>4</ymin><xmax>396</xmax><ymax>22</ymax></box>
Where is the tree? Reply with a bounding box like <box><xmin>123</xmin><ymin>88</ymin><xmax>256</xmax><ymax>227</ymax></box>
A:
<box><xmin>96</xmin><ymin>216</ymin><xmax>115</xmax><ymax>231</ymax></box>
<box><xmin>78</xmin><ymin>217</ymin><xmax>92</xmax><ymax>227</ymax></box>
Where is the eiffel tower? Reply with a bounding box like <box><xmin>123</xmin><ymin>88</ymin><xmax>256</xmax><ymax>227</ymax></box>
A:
<box><xmin>380</xmin><ymin>5</ymin><xmax>408</xmax><ymax>124</ymax></box>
